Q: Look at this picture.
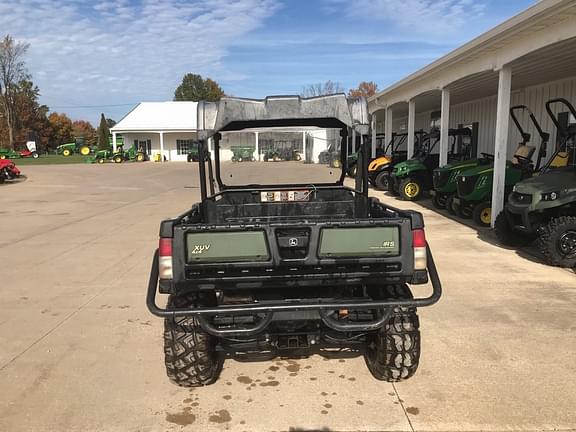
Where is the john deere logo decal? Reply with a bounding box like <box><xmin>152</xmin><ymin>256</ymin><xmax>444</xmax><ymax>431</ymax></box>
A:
<box><xmin>191</xmin><ymin>244</ymin><xmax>211</xmax><ymax>254</ymax></box>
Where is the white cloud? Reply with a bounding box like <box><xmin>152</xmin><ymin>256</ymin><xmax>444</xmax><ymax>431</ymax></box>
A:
<box><xmin>324</xmin><ymin>0</ymin><xmax>485</xmax><ymax>33</ymax></box>
<box><xmin>0</xmin><ymin>0</ymin><xmax>279</xmax><ymax>121</ymax></box>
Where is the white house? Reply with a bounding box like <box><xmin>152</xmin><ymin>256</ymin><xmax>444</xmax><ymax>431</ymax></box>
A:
<box><xmin>368</xmin><ymin>0</ymin><xmax>576</xmax><ymax>225</ymax></box>
<box><xmin>111</xmin><ymin>101</ymin><xmax>332</xmax><ymax>162</ymax></box>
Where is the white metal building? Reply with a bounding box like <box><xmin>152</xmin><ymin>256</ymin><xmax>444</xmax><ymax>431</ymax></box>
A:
<box><xmin>368</xmin><ymin>0</ymin><xmax>576</xmax><ymax>226</ymax></box>
<box><xmin>111</xmin><ymin>101</ymin><xmax>332</xmax><ymax>162</ymax></box>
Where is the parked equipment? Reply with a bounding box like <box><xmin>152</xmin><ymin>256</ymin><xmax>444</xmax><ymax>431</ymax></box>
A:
<box><xmin>368</xmin><ymin>133</ymin><xmax>409</xmax><ymax>190</ymax></box>
<box><xmin>0</xmin><ymin>159</ymin><xmax>21</xmax><ymax>183</ymax></box>
<box><xmin>495</xmin><ymin>98</ymin><xmax>576</xmax><ymax>267</ymax></box>
<box><xmin>57</xmin><ymin>137</ymin><xmax>91</xmax><ymax>157</ymax></box>
<box><xmin>453</xmin><ymin>105</ymin><xmax>549</xmax><ymax>227</ymax></box>
<box><xmin>146</xmin><ymin>94</ymin><xmax>442</xmax><ymax>386</ymax></box>
<box><xmin>91</xmin><ymin>144</ymin><xmax>146</xmax><ymax>164</ymax></box>
<box><xmin>231</xmin><ymin>146</ymin><xmax>256</xmax><ymax>162</ymax></box>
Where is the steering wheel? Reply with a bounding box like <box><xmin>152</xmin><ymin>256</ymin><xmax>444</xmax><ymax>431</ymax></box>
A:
<box><xmin>514</xmin><ymin>155</ymin><xmax>533</xmax><ymax>166</ymax></box>
<box><xmin>480</xmin><ymin>152</ymin><xmax>494</xmax><ymax>161</ymax></box>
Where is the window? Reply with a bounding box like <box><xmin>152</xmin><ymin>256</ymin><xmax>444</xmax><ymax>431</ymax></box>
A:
<box><xmin>177</xmin><ymin>139</ymin><xmax>195</xmax><ymax>155</ymax></box>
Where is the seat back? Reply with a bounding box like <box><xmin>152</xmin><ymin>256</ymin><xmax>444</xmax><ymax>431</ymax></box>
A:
<box><xmin>511</xmin><ymin>144</ymin><xmax>535</xmax><ymax>165</ymax></box>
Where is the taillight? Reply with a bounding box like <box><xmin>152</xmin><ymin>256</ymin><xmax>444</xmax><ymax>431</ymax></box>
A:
<box><xmin>158</xmin><ymin>238</ymin><xmax>173</xmax><ymax>279</ymax></box>
<box><xmin>412</xmin><ymin>229</ymin><xmax>427</xmax><ymax>270</ymax></box>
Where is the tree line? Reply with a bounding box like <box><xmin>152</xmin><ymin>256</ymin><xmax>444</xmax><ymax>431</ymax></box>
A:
<box><xmin>0</xmin><ymin>35</ymin><xmax>114</xmax><ymax>151</ymax></box>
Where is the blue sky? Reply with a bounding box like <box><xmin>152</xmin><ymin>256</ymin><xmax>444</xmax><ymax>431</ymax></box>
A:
<box><xmin>0</xmin><ymin>0</ymin><xmax>536</xmax><ymax>124</ymax></box>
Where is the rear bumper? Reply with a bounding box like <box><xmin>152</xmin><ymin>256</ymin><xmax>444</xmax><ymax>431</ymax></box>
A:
<box><xmin>146</xmin><ymin>243</ymin><xmax>442</xmax><ymax>336</ymax></box>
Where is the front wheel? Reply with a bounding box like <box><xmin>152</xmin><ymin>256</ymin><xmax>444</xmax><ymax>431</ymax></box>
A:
<box><xmin>113</xmin><ymin>155</ymin><xmax>123</xmax><ymax>164</ymax></box>
<box><xmin>374</xmin><ymin>172</ymin><xmax>390</xmax><ymax>191</ymax></box>
<box><xmin>164</xmin><ymin>295</ymin><xmax>222</xmax><ymax>387</ymax></box>
<box><xmin>472</xmin><ymin>201</ymin><xmax>492</xmax><ymax>227</ymax></box>
<box><xmin>136</xmin><ymin>153</ymin><xmax>145</xmax><ymax>162</ymax></box>
<box><xmin>399</xmin><ymin>177</ymin><xmax>422</xmax><ymax>201</ymax></box>
<box><xmin>97</xmin><ymin>158</ymin><xmax>105</xmax><ymax>164</ymax></box>
<box><xmin>62</xmin><ymin>149</ymin><xmax>72</xmax><ymax>157</ymax></box>
<box><xmin>432</xmin><ymin>192</ymin><xmax>447</xmax><ymax>209</ymax></box>
<box><xmin>494</xmin><ymin>211</ymin><xmax>533</xmax><ymax>246</ymax></box>
<box><xmin>347</xmin><ymin>163</ymin><xmax>357</xmax><ymax>178</ymax></box>
<box><xmin>79</xmin><ymin>146</ymin><xmax>91</xmax><ymax>156</ymax></box>
<box><xmin>365</xmin><ymin>284</ymin><xmax>420</xmax><ymax>382</ymax></box>
<box><xmin>536</xmin><ymin>216</ymin><xmax>576</xmax><ymax>267</ymax></box>
<box><xmin>32</xmin><ymin>151</ymin><xmax>39</xmax><ymax>159</ymax></box>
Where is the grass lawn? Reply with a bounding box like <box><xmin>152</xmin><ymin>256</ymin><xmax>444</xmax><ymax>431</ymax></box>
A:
<box><xmin>8</xmin><ymin>154</ymin><xmax>93</xmax><ymax>165</ymax></box>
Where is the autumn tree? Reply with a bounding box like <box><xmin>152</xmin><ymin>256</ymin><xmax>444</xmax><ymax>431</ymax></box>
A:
<box><xmin>0</xmin><ymin>35</ymin><xmax>30</xmax><ymax>149</ymax></box>
<box><xmin>97</xmin><ymin>113</ymin><xmax>111</xmax><ymax>151</ymax></box>
<box><xmin>348</xmin><ymin>81</ymin><xmax>379</xmax><ymax>99</ymax></box>
<box><xmin>174</xmin><ymin>73</ymin><xmax>225</xmax><ymax>102</ymax></box>
<box><xmin>13</xmin><ymin>79</ymin><xmax>51</xmax><ymax>150</ymax></box>
<box><xmin>301</xmin><ymin>80</ymin><xmax>345</xmax><ymax>98</ymax></box>
<box><xmin>48</xmin><ymin>112</ymin><xmax>74</xmax><ymax>146</ymax></box>
<box><xmin>72</xmin><ymin>120</ymin><xmax>96</xmax><ymax>146</ymax></box>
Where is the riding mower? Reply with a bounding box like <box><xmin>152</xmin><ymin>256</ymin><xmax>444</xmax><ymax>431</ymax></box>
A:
<box><xmin>0</xmin><ymin>159</ymin><xmax>21</xmax><ymax>183</ymax></box>
<box><xmin>0</xmin><ymin>148</ymin><xmax>39</xmax><ymax>160</ymax></box>
<box><xmin>495</xmin><ymin>98</ymin><xmax>576</xmax><ymax>267</ymax></box>
<box><xmin>453</xmin><ymin>105</ymin><xmax>549</xmax><ymax>227</ymax></box>
<box><xmin>231</xmin><ymin>145</ymin><xmax>256</xmax><ymax>162</ymax></box>
<box><xmin>57</xmin><ymin>137</ymin><xmax>91</xmax><ymax>157</ymax></box>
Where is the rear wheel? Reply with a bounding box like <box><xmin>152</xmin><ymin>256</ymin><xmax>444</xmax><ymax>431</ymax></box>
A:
<box><xmin>164</xmin><ymin>295</ymin><xmax>222</xmax><ymax>387</ymax></box>
<box><xmin>536</xmin><ymin>216</ymin><xmax>576</xmax><ymax>268</ymax></box>
<box><xmin>399</xmin><ymin>178</ymin><xmax>422</xmax><ymax>201</ymax></box>
<box><xmin>136</xmin><ymin>153</ymin><xmax>145</xmax><ymax>162</ymax></box>
<box><xmin>347</xmin><ymin>163</ymin><xmax>357</xmax><ymax>178</ymax></box>
<box><xmin>494</xmin><ymin>211</ymin><xmax>533</xmax><ymax>246</ymax></box>
<box><xmin>97</xmin><ymin>158</ymin><xmax>105</xmax><ymax>164</ymax></box>
<box><xmin>365</xmin><ymin>284</ymin><xmax>420</xmax><ymax>382</ymax></box>
<box><xmin>374</xmin><ymin>172</ymin><xmax>390</xmax><ymax>191</ymax></box>
<box><xmin>446</xmin><ymin>195</ymin><xmax>458</xmax><ymax>215</ymax></box>
<box><xmin>432</xmin><ymin>193</ymin><xmax>447</xmax><ymax>209</ymax></box>
<box><xmin>32</xmin><ymin>151</ymin><xmax>39</xmax><ymax>159</ymax></box>
<box><xmin>273</xmin><ymin>155</ymin><xmax>281</xmax><ymax>162</ymax></box>
<box><xmin>472</xmin><ymin>201</ymin><xmax>492</xmax><ymax>227</ymax></box>
<box><xmin>113</xmin><ymin>155</ymin><xmax>123</xmax><ymax>164</ymax></box>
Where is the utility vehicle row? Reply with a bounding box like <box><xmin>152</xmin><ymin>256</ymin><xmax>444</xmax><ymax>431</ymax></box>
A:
<box><xmin>340</xmin><ymin>98</ymin><xmax>576</xmax><ymax>268</ymax></box>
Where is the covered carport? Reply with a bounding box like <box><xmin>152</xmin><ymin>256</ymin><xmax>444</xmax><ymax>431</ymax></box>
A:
<box><xmin>368</xmin><ymin>0</ymin><xmax>576</xmax><ymax>226</ymax></box>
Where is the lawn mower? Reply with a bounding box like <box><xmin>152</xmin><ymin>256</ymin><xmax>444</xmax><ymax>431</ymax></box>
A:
<box><xmin>453</xmin><ymin>104</ymin><xmax>549</xmax><ymax>227</ymax></box>
<box><xmin>0</xmin><ymin>159</ymin><xmax>21</xmax><ymax>183</ymax></box>
<box><xmin>91</xmin><ymin>144</ymin><xmax>146</xmax><ymax>164</ymax></box>
<box><xmin>57</xmin><ymin>137</ymin><xmax>91</xmax><ymax>157</ymax></box>
<box><xmin>495</xmin><ymin>98</ymin><xmax>576</xmax><ymax>267</ymax></box>
<box><xmin>0</xmin><ymin>148</ymin><xmax>39</xmax><ymax>159</ymax></box>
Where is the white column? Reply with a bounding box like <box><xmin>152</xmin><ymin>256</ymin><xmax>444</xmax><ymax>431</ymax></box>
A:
<box><xmin>371</xmin><ymin>115</ymin><xmax>377</xmax><ymax>158</ymax></box>
<box><xmin>439</xmin><ymin>88</ymin><xmax>451</xmax><ymax>166</ymax></box>
<box><xmin>207</xmin><ymin>137</ymin><xmax>213</xmax><ymax>154</ymax></box>
<box><xmin>301</xmin><ymin>131</ymin><xmax>306</xmax><ymax>162</ymax></box>
<box><xmin>159</xmin><ymin>131</ymin><xmax>165</xmax><ymax>162</ymax></box>
<box><xmin>352</xmin><ymin>128</ymin><xmax>356</xmax><ymax>153</ymax></box>
<box><xmin>255</xmin><ymin>131</ymin><xmax>260</xmax><ymax>160</ymax></box>
<box><xmin>112</xmin><ymin>131</ymin><xmax>117</xmax><ymax>152</ymax></box>
<box><xmin>491</xmin><ymin>65</ymin><xmax>513</xmax><ymax>227</ymax></box>
<box><xmin>407</xmin><ymin>99</ymin><xmax>416</xmax><ymax>158</ymax></box>
<box><xmin>385</xmin><ymin>106</ymin><xmax>393</xmax><ymax>150</ymax></box>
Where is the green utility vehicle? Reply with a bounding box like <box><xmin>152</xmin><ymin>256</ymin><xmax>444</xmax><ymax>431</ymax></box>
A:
<box><xmin>92</xmin><ymin>143</ymin><xmax>146</xmax><ymax>164</ymax></box>
<box><xmin>146</xmin><ymin>95</ymin><xmax>441</xmax><ymax>386</ymax></box>
<box><xmin>57</xmin><ymin>137</ymin><xmax>91</xmax><ymax>157</ymax></box>
<box><xmin>231</xmin><ymin>145</ymin><xmax>256</xmax><ymax>162</ymax></box>
<box><xmin>496</xmin><ymin>98</ymin><xmax>576</xmax><ymax>267</ymax></box>
<box><xmin>453</xmin><ymin>105</ymin><xmax>549</xmax><ymax>227</ymax></box>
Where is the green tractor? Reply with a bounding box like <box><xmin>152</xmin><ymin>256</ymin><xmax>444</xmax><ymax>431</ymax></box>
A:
<box><xmin>92</xmin><ymin>143</ymin><xmax>146</xmax><ymax>164</ymax></box>
<box><xmin>452</xmin><ymin>105</ymin><xmax>549</xmax><ymax>227</ymax></box>
<box><xmin>495</xmin><ymin>98</ymin><xmax>576</xmax><ymax>267</ymax></box>
<box><xmin>231</xmin><ymin>145</ymin><xmax>256</xmax><ymax>162</ymax></box>
<box><xmin>57</xmin><ymin>137</ymin><xmax>92</xmax><ymax>157</ymax></box>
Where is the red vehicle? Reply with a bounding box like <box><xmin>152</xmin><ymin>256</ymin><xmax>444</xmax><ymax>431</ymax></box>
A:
<box><xmin>0</xmin><ymin>159</ymin><xmax>21</xmax><ymax>183</ymax></box>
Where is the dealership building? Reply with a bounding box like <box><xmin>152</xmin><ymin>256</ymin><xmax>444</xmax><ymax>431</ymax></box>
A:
<box><xmin>368</xmin><ymin>0</ymin><xmax>576</xmax><ymax>226</ymax></box>
<box><xmin>110</xmin><ymin>101</ymin><xmax>333</xmax><ymax>163</ymax></box>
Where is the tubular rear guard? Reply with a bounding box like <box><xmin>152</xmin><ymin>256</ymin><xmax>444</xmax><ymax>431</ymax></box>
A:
<box><xmin>146</xmin><ymin>243</ymin><xmax>442</xmax><ymax>336</ymax></box>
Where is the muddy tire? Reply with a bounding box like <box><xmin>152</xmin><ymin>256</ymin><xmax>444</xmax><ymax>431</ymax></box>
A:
<box><xmin>347</xmin><ymin>163</ymin><xmax>357</xmax><ymax>178</ymax></box>
<box><xmin>472</xmin><ymin>201</ymin><xmax>492</xmax><ymax>227</ymax></box>
<box><xmin>536</xmin><ymin>216</ymin><xmax>576</xmax><ymax>267</ymax></box>
<box><xmin>446</xmin><ymin>195</ymin><xmax>458</xmax><ymax>215</ymax></box>
<box><xmin>494</xmin><ymin>211</ymin><xmax>533</xmax><ymax>246</ymax></box>
<box><xmin>364</xmin><ymin>284</ymin><xmax>420</xmax><ymax>382</ymax></box>
<box><xmin>164</xmin><ymin>295</ymin><xmax>222</xmax><ymax>387</ymax></box>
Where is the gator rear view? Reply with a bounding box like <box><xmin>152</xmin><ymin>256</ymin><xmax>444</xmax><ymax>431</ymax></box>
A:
<box><xmin>146</xmin><ymin>94</ymin><xmax>442</xmax><ymax>386</ymax></box>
